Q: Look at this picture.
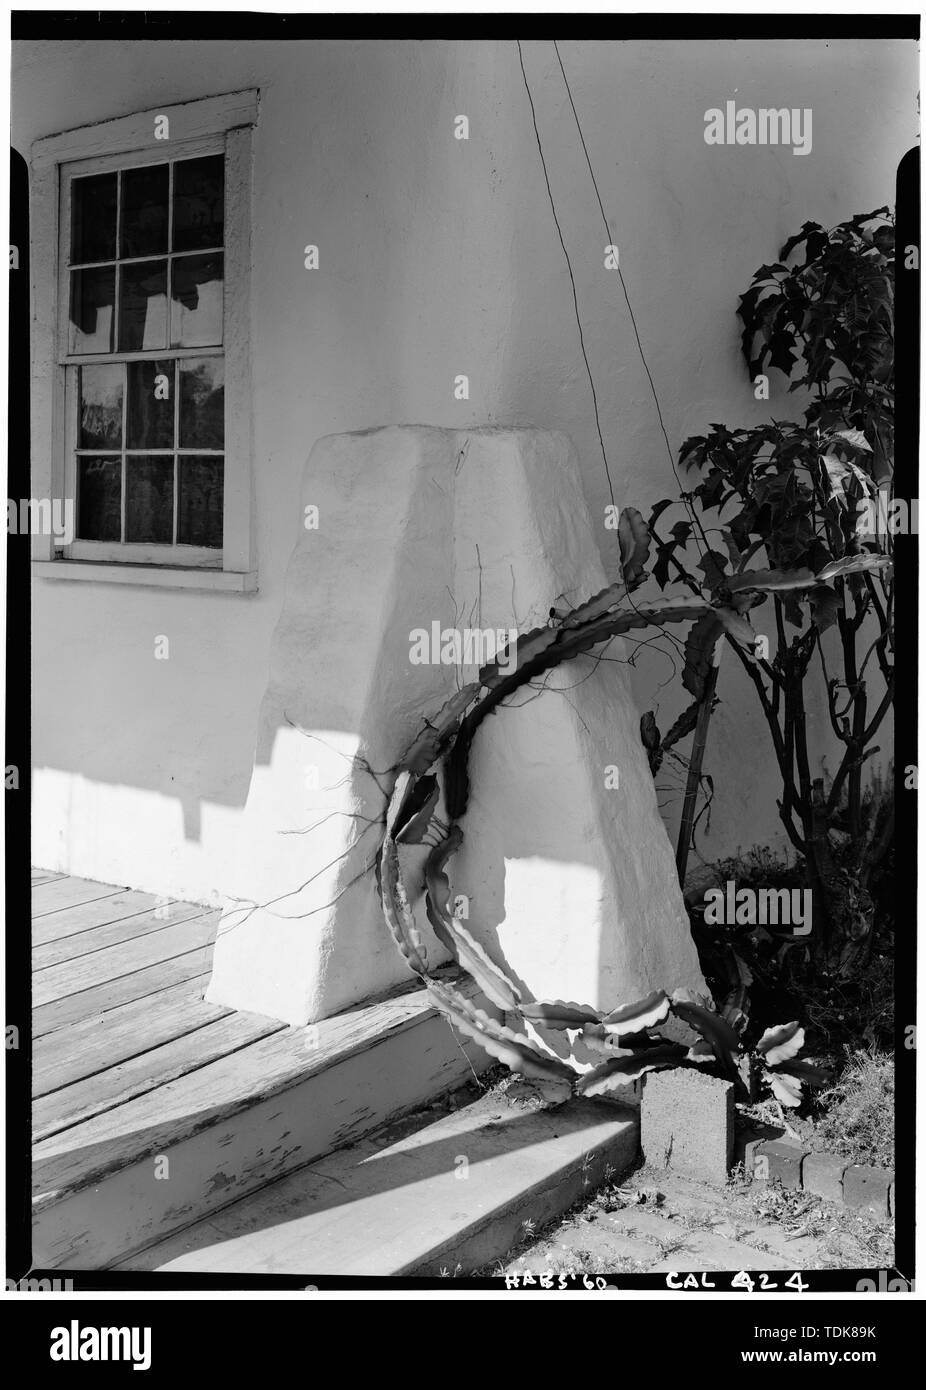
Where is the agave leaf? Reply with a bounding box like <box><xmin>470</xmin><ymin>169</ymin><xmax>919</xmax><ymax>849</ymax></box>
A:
<box><xmin>670</xmin><ymin>998</ymin><xmax>742</xmax><ymax>1077</ymax></box>
<box><xmin>561</xmin><ymin>580</ymin><xmax>630</xmax><ymax>629</ymax></box>
<box><xmin>397</xmin><ymin>685</ymin><xmax>480</xmax><ymax>774</ymax></box>
<box><xmin>600</xmin><ymin>989</ymin><xmax>670</xmax><ymax>1034</ymax></box>
<box><xmin>378</xmin><ymin>837</ymin><xmax>428</xmax><ymax>976</ymax></box>
<box><xmin>520</xmin><ymin>1000</ymin><xmax>603</xmax><ymax>1029</ymax></box>
<box><xmin>768</xmin><ymin>1072</ymin><xmax>804</xmax><ymax>1108</ymax></box>
<box><xmin>662</xmin><ymin>700</ymin><xmax>701</xmax><ymax>751</ymax></box>
<box><xmin>393</xmin><ymin>774</ymin><xmax>440</xmax><ymax>844</ymax></box>
<box><xmin>428</xmin><ymin>982</ymin><xmax>575</xmax><ymax>1086</ymax></box>
<box><xmin>577</xmin><ymin>1045</ymin><xmax>686</xmax><ymax>1095</ymax></box>
<box><xmin>682</xmin><ymin>612</ymin><xmax>723</xmax><ymax>699</ymax></box>
<box><xmin>384</xmin><ymin>770</ymin><xmax>416</xmax><ymax>839</ymax></box>
<box><xmin>816</xmin><ymin>553</ymin><xmax>892</xmax><ymax>581</ymax></box>
<box><xmin>766</xmin><ymin>1058</ymin><xmax>832</xmax><ymax>1087</ymax></box>
<box><xmin>478</xmin><ymin>626</ymin><xmax>558</xmax><ymax>689</ymax></box>
<box><xmin>424</xmin><ymin>828</ymin><xmax>521</xmax><ymax>1011</ymax></box>
<box><xmin>726</xmin><ymin>567</ymin><xmax>817</xmax><ymax>593</ymax></box>
<box><xmin>756</xmin><ymin>1020</ymin><xmax>804</xmax><ymax>1066</ymax></box>
<box><xmin>618</xmin><ymin>506</ymin><xmax>651</xmax><ymax>587</ymax></box>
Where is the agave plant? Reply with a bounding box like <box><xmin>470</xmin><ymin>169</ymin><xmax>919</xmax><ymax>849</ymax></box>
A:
<box><xmin>372</xmin><ymin>508</ymin><xmax>828</xmax><ymax>1108</ymax></box>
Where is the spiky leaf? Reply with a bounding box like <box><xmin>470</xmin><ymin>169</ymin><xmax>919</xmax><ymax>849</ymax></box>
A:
<box><xmin>600</xmin><ymin>989</ymin><xmax>671</xmax><ymax>1034</ymax></box>
<box><xmin>424</xmin><ymin>827</ymin><xmax>521</xmax><ymax>1011</ymax></box>
<box><xmin>577</xmin><ymin>1045</ymin><xmax>686</xmax><ymax>1095</ymax></box>
<box><xmin>520</xmin><ymin>1000</ymin><xmax>603</xmax><ymax>1030</ymax></box>
<box><xmin>756</xmin><ymin>1021</ymin><xmax>805</xmax><ymax>1066</ymax></box>
<box><xmin>683</xmin><ymin>613</ymin><xmax>723</xmax><ymax>698</ymax></box>
<box><xmin>671</xmin><ymin>998</ymin><xmax>742</xmax><ymax>1078</ymax></box>
<box><xmin>726</xmin><ymin>568</ymin><xmax>817</xmax><ymax>593</ymax></box>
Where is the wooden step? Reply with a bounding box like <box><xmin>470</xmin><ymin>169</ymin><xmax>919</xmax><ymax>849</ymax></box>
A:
<box><xmin>119</xmin><ymin>1093</ymin><xmax>639</xmax><ymax>1276</ymax></box>
<box><xmin>33</xmin><ymin>972</ymin><xmax>490</xmax><ymax>1269</ymax></box>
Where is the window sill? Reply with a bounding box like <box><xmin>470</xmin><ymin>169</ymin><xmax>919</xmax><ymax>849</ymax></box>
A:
<box><xmin>32</xmin><ymin>560</ymin><xmax>258</xmax><ymax>593</ymax></box>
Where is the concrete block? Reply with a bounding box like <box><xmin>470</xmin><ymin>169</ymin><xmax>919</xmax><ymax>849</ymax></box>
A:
<box><xmin>641</xmin><ymin>1068</ymin><xmax>733</xmax><ymax>1186</ymax></box>
<box><xmin>843</xmin><ymin>1164</ymin><xmax>893</xmax><ymax>1218</ymax></box>
<box><xmin>754</xmin><ymin>1139</ymin><xmax>806</xmax><ymax>1189</ymax></box>
<box><xmin>802</xmin><ymin>1151</ymin><xmax>847</xmax><ymax>1203</ymax></box>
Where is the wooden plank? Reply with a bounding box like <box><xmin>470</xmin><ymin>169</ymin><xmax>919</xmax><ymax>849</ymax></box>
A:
<box><xmin>32</xmin><ymin>889</ymin><xmax>195</xmax><ymax>947</ymax></box>
<box><xmin>121</xmin><ymin>1096</ymin><xmax>639</xmax><ymax>1276</ymax></box>
<box><xmin>32</xmin><ymin>869</ymin><xmax>67</xmax><ymax>886</ymax></box>
<box><xmin>33</xmin><ymin>913</ymin><xmax>219</xmax><ymax>1007</ymax></box>
<box><xmin>33</xmin><ymin>977</ymin><xmax>230</xmax><ymax>1097</ymax></box>
<box><xmin>34</xmin><ymin>1009</ymin><xmax>283</xmax><ymax>1141</ymax></box>
<box><xmin>33</xmin><ymin>902</ymin><xmax>206</xmax><ymax>969</ymax></box>
<box><xmin>32</xmin><ymin>877</ymin><xmax>125</xmax><ymax>917</ymax></box>
<box><xmin>32</xmin><ymin>977</ymin><xmax>493</xmax><ymax>1269</ymax></box>
<box><xmin>32</xmin><ymin>954</ymin><xmax>213</xmax><ymax>1039</ymax></box>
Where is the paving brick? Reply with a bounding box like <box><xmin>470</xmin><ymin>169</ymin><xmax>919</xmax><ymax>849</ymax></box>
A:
<box><xmin>641</xmin><ymin>1069</ymin><xmax>733</xmax><ymax>1187</ymax></box>
<box><xmin>737</xmin><ymin>1123</ymin><xmax>783</xmax><ymax>1173</ymax></box>
<box><xmin>753</xmin><ymin>1139</ymin><xmax>806</xmax><ymax>1189</ymax></box>
<box><xmin>802</xmin><ymin>1151</ymin><xmax>847</xmax><ymax>1203</ymax></box>
<box><xmin>647</xmin><ymin>1230</ymin><xmax>792</xmax><ymax>1272</ymax></box>
<box><xmin>843</xmin><ymin>1164</ymin><xmax>893</xmax><ymax>1218</ymax></box>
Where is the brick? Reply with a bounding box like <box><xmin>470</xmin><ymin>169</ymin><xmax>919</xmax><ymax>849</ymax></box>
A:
<box><xmin>641</xmin><ymin>1069</ymin><xmax>733</xmax><ymax>1187</ymax></box>
<box><xmin>802</xmin><ymin>1151</ymin><xmax>847</xmax><ymax>1203</ymax></box>
<box><xmin>737</xmin><ymin>1123</ymin><xmax>784</xmax><ymax>1173</ymax></box>
<box><xmin>754</xmin><ymin>1139</ymin><xmax>806</xmax><ymax>1189</ymax></box>
<box><xmin>843</xmin><ymin>1165</ymin><xmax>893</xmax><ymax>1218</ymax></box>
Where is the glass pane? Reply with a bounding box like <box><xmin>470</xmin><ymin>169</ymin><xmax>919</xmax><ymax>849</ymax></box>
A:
<box><xmin>170</xmin><ymin>253</ymin><xmax>223</xmax><ymax>347</ymax></box>
<box><xmin>120</xmin><ymin>164</ymin><xmax>169</xmax><ymax>259</ymax></box>
<box><xmin>79</xmin><ymin>364</ymin><xmax>123</xmax><ymax>449</ymax></box>
<box><xmin>70</xmin><ymin>173</ymin><xmax>117</xmax><ymax>263</ymax></box>
<box><xmin>173</xmin><ymin>155</ymin><xmax>224</xmax><ymax>252</ymax></box>
<box><xmin>77</xmin><ymin>457</ymin><xmax>121</xmax><ymax>541</ymax></box>
<box><xmin>69</xmin><ymin>267</ymin><xmax>115</xmax><ymax>354</ymax></box>
<box><xmin>178</xmin><ymin>455</ymin><xmax>223</xmax><ymax>547</ymax></box>
<box><xmin>127</xmin><ymin>360</ymin><xmax>175</xmax><ymax>449</ymax></box>
<box><xmin>119</xmin><ymin>259</ymin><xmax>168</xmax><ymax>351</ymax></box>
<box><xmin>125</xmin><ymin>455</ymin><xmax>174</xmax><ymax>543</ymax></box>
<box><xmin>179</xmin><ymin>358</ymin><xmax>224</xmax><ymax>447</ymax></box>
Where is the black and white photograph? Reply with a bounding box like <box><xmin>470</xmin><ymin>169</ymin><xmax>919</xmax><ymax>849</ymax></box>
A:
<box><xmin>4</xmin><ymin>2</ymin><xmax>920</xmax><ymax>1338</ymax></box>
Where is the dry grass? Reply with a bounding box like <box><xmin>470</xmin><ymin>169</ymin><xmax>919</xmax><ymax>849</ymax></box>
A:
<box><xmin>808</xmin><ymin>1048</ymin><xmax>894</xmax><ymax>1168</ymax></box>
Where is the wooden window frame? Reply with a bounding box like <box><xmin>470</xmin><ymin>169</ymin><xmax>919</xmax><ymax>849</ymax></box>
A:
<box><xmin>30</xmin><ymin>90</ymin><xmax>259</xmax><ymax>592</ymax></box>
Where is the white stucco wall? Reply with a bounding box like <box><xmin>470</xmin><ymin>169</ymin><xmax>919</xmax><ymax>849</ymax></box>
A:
<box><xmin>15</xmin><ymin>38</ymin><xmax>915</xmax><ymax>903</ymax></box>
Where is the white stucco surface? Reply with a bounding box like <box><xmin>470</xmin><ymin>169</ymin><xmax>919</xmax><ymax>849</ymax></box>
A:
<box><xmin>18</xmin><ymin>39</ymin><xmax>913</xmax><ymax>903</ymax></box>
<box><xmin>206</xmin><ymin>426</ymin><xmax>705</xmax><ymax>1023</ymax></box>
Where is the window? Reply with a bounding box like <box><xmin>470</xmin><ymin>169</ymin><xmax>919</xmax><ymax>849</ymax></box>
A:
<box><xmin>30</xmin><ymin>91</ymin><xmax>258</xmax><ymax>590</ymax></box>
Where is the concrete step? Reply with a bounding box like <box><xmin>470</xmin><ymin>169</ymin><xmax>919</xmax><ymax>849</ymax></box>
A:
<box><xmin>117</xmin><ymin>1093</ymin><xmax>639</xmax><ymax>1276</ymax></box>
<box><xmin>33</xmin><ymin>971</ymin><xmax>491</xmax><ymax>1269</ymax></box>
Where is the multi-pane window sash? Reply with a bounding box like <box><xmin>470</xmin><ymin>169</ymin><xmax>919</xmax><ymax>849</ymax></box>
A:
<box><xmin>62</xmin><ymin>145</ymin><xmax>225</xmax><ymax>564</ymax></box>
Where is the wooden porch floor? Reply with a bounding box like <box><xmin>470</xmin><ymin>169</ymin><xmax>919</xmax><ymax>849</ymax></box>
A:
<box><xmin>31</xmin><ymin>869</ymin><xmax>288</xmax><ymax>1143</ymax></box>
<box><xmin>30</xmin><ymin>869</ymin><xmax>485</xmax><ymax>1269</ymax></box>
